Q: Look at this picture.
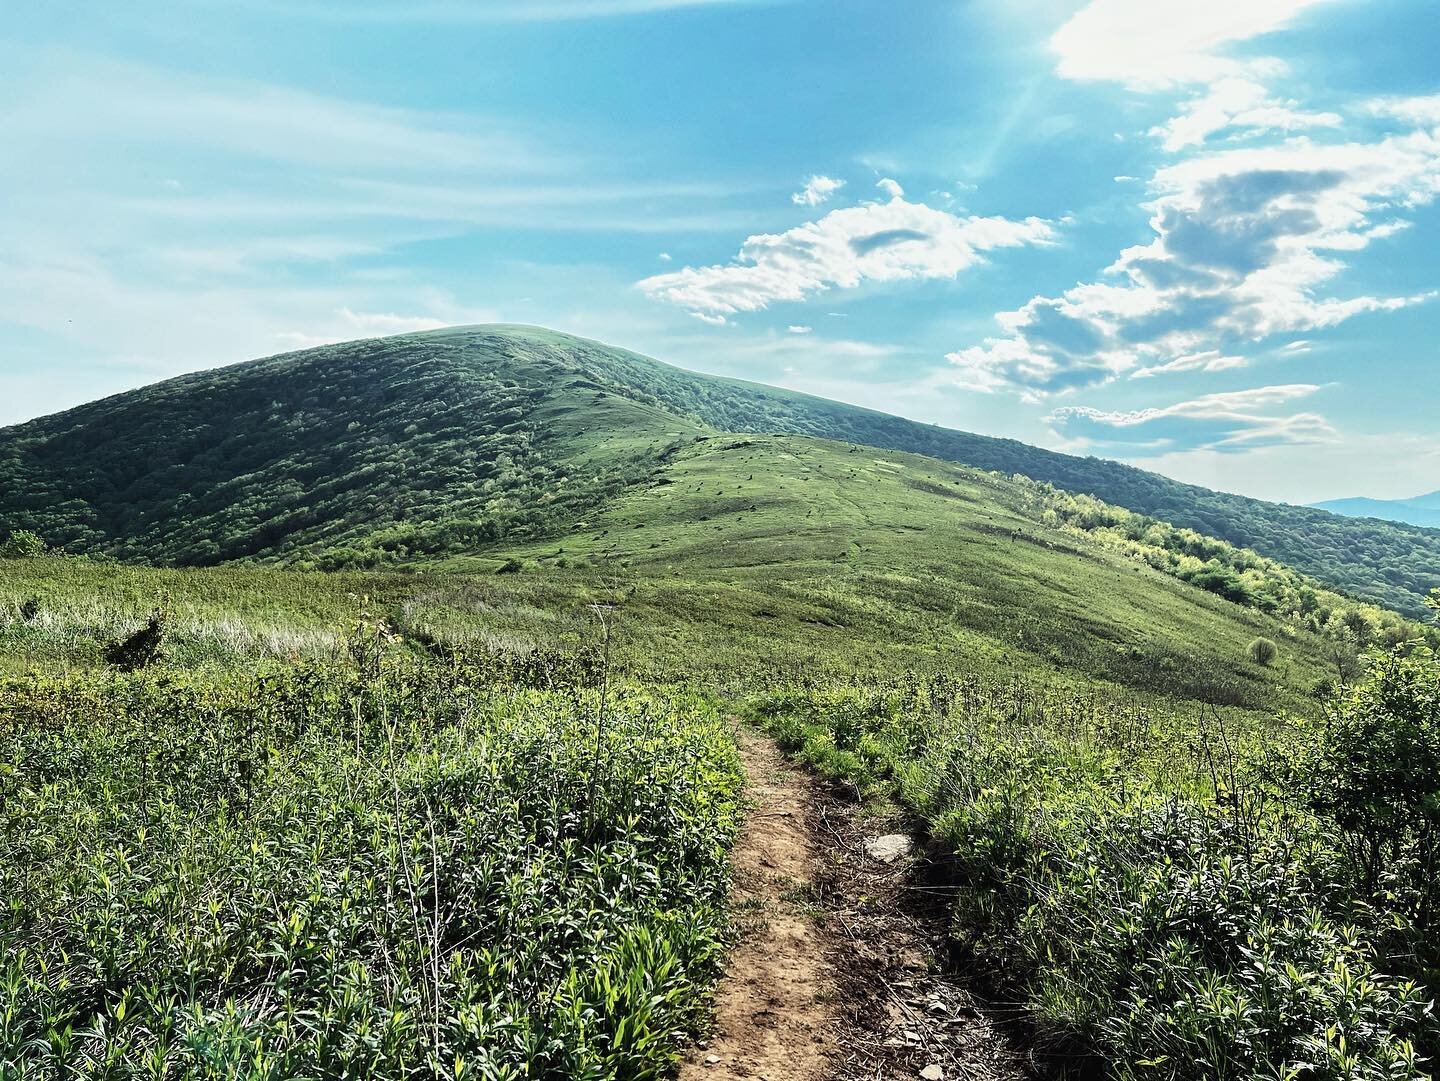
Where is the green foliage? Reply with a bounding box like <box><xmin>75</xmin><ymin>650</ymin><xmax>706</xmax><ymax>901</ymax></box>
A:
<box><xmin>0</xmin><ymin>652</ymin><xmax>743</xmax><ymax>1078</ymax></box>
<box><xmin>1023</xmin><ymin>481</ymin><xmax>1430</xmax><ymax>650</ymax></box>
<box><xmin>752</xmin><ymin>669</ymin><xmax>1440</xmax><ymax>1080</ymax></box>
<box><xmin>1249</xmin><ymin>636</ymin><xmax>1278</xmax><ymax>666</ymax></box>
<box><xmin>0</xmin><ymin>530</ymin><xmax>46</xmax><ymax>558</ymax></box>
<box><xmin>0</xmin><ymin>328</ymin><xmax>699</xmax><ymax>568</ymax></box>
<box><xmin>1299</xmin><ymin>647</ymin><xmax>1440</xmax><ymax>976</ymax></box>
<box><xmin>103</xmin><ymin>609</ymin><xmax>167</xmax><ymax>671</ymax></box>
<box><xmin>1</xmin><ymin>325</ymin><xmax>1436</xmax><ymax>614</ymax></box>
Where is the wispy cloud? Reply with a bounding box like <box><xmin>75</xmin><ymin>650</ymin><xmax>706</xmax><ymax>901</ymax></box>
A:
<box><xmin>1048</xmin><ymin>383</ymin><xmax>1336</xmax><ymax>454</ymax></box>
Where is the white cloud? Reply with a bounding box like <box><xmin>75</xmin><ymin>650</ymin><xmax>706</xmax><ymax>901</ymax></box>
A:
<box><xmin>1154</xmin><ymin>77</ymin><xmax>1341</xmax><ymax>151</ymax></box>
<box><xmin>787</xmin><ymin>324</ymin><xmax>812</xmax><ymax>334</ymax></box>
<box><xmin>1048</xmin><ymin>383</ymin><xmax>1336</xmax><ymax>454</ymax></box>
<box><xmin>1368</xmin><ymin>94</ymin><xmax>1440</xmax><ymax>126</ymax></box>
<box><xmin>876</xmin><ymin>177</ymin><xmax>905</xmax><ymax>200</ymax></box>
<box><xmin>949</xmin><ymin>125</ymin><xmax>1440</xmax><ymax>395</ymax></box>
<box><xmin>1133</xmin><ymin>350</ymin><xmax>1248</xmax><ymax>378</ymax></box>
<box><xmin>1050</xmin><ymin>0</ymin><xmax>1331</xmax><ymax>89</ymax></box>
<box><xmin>638</xmin><ymin>195</ymin><xmax>1053</xmax><ymax>317</ymax></box>
<box><xmin>792</xmin><ymin>175</ymin><xmax>845</xmax><ymax>207</ymax></box>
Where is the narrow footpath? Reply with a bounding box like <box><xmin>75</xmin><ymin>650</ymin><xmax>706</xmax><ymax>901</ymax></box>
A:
<box><xmin>680</xmin><ymin>728</ymin><xmax>1038</xmax><ymax>1081</ymax></box>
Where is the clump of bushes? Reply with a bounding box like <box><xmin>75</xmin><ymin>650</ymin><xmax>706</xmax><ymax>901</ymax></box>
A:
<box><xmin>756</xmin><ymin>656</ymin><xmax>1440</xmax><ymax>1080</ymax></box>
<box><xmin>0</xmin><ymin>530</ymin><xmax>46</xmax><ymax>558</ymax></box>
<box><xmin>0</xmin><ymin>651</ymin><xmax>743</xmax><ymax>1076</ymax></box>
<box><xmin>103</xmin><ymin>609</ymin><xmax>167</xmax><ymax>671</ymax></box>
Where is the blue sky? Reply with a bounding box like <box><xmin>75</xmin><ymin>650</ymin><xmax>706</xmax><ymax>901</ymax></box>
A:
<box><xmin>2</xmin><ymin>0</ymin><xmax>1438</xmax><ymax>503</ymax></box>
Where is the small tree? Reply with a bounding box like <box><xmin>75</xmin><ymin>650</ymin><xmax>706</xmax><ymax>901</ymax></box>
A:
<box><xmin>0</xmin><ymin>530</ymin><xmax>46</xmax><ymax>558</ymax></box>
<box><xmin>1301</xmin><ymin>646</ymin><xmax>1440</xmax><ymax>944</ymax></box>
<box><xmin>1247</xmin><ymin>636</ymin><xmax>1277</xmax><ymax>666</ymax></box>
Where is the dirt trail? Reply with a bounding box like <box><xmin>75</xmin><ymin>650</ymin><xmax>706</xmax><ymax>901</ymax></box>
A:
<box><xmin>681</xmin><ymin>727</ymin><xmax>1036</xmax><ymax>1081</ymax></box>
<box><xmin>679</xmin><ymin>730</ymin><xmax>838</xmax><ymax>1081</ymax></box>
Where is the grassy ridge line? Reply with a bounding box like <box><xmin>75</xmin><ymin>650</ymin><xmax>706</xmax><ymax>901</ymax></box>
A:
<box><xmin>0</xmin><ymin>653</ymin><xmax>743</xmax><ymax>1078</ymax></box>
<box><xmin>1</xmin><ymin>324</ymin><xmax>1436</xmax><ymax>614</ymax></box>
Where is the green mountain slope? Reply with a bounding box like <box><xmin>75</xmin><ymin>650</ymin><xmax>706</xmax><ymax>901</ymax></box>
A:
<box><xmin>1</xmin><ymin>324</ymin><xmax>1436</xmax><ymax>614</ymax></box>
<box><xmin>1</xmin><ymin>429</ymin><xmax>1413</xmax><ymax>718</ymax></box>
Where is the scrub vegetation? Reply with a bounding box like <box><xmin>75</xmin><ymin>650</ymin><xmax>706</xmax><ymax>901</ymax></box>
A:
<box><xmin>1</xmin><ymin>326</ymin><xmax>1438</xmax><ymax>1079</ymax></box>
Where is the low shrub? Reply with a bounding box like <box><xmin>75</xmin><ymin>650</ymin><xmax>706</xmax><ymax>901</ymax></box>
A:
<box><xmin>0</xmin><ymin>654</ymin><xmax>743</xmax><ymax>1077</ymax></box>
<box><xmin>1249</xmin><ymin>636</ymin><xmax>1278</xmax><ymax>666</ymax></box>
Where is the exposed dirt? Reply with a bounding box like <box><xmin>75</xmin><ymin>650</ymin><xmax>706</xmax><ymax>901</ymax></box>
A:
<box><xmin>678</xmin><ymin>729</ymin><xmax>839</xmax><ymax>1081</ymax></box>
<box><xmin>683</xmin><ymin>727</ymin><xmax>1041</xmax><ymax>1081</ymax></box>
<box><xmin>811</xmin><ymin>790</ymin><xmax>1039</xmax><ymax>1081</ymax></box>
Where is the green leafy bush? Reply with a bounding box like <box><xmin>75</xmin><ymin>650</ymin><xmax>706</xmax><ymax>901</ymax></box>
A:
<box><xmin>0</xmin><ymin>530</ymin><xmax>46</xmax><ymax>558</ymax></box>
<box><xmin>1248</xmin><ymin>636</ymin><xmax>1278</xmax><ymax>666</ymax></box>
<box><xmin>753</xmin><ymin>671</ymin><xmax>1440</xmax><ymax>1080</ymax></box>
<box><xmin>1299</xmin><ymin>646</ymin><xmax>1440</xmax><ymax>982</ymax></box>
<box><xmin>0</xmin><ymin>654</ymin><xmax>743</xmax><ymax>1077</ymax></box>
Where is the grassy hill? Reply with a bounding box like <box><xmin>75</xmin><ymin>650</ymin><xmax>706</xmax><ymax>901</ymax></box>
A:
<box><xmin>4</xmin><ymin>326</ymin><xmax>1439</xmax><ymax>1080</ymax></box>
<box><xmin>1</xmin><ymin>325</ymin><xmax>1436</xmax><ymax>615</ymax></box>
<box><xmin>6</xmin><ymin>428</ymin><xmax>1431</xmax><ymax>717</ymax></box>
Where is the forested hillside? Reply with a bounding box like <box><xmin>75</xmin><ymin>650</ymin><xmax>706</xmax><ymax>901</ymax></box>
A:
<box><xmin>0</xmin><ymin>325</ymin><xmax>1436</xmax><ymax>614</ymax></box>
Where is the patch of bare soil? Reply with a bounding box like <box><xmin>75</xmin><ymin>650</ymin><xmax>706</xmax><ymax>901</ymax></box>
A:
<box><xmin>811</xmin><ymin>789</ymin><xmax>1040</xmax><ymax>1081</ymax></box>
<box><xmin>684</xmin><ymin>728</ymin><xmax>1043</xmax><ymax>1081</ymax></box>
<box><xmin>679</xmin><ymin>730</ymin><xmax>839</xmax><ymax>1081</ymax></box>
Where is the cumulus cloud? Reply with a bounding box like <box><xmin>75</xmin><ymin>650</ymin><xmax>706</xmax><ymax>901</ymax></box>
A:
<box><xmin>1048</xmin><ymin>383</ymin><xmax>1336</xmax><ymax>454</ymax></box>
<box><xmin>876</xmin><ymin>177</ymin><xmax>905</xmax><ymax>200</ymax></box>
<box><xmin>638</xmin><ymin>194</ymin><xmax>1054</xmax><ymax>317</ymax></box>
<box><xmin>791</xmin><ymin>175</ymin><xmax>845</xmax><ymax>207</ymax></box>
<box><xmin>949</xmin><ymin>126</ymin><xmax>1440</xmax><ymax>395</ymax></box>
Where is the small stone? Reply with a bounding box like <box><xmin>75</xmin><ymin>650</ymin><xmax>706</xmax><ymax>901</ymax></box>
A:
<box><xmin>904</xmin><ymin>1029</ymin><xmax>921</xmax><ymax>1043</ymax></box>
<box><xmin>704</xmin><ymin>1055</ymin><xmax>721</xmax><ymax>1065</ymax></box>
<box><xmin>863</xmin><ymin>834</ymin><xmax>914</xmax><ymax>863</ymax></box>
<box><xmin>921</xmin><ymin>1066</ymin><xmax>945</xmax><ymax>1081</ymax></box>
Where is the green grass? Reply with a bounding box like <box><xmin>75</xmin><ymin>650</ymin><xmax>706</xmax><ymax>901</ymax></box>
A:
<box><xmin>1</xmin><ymin>429</ymin><xmax>1361</xmax><ymax>717</ymax></box>
<box><xmin>2</xmin><ymin>324</ymin><xmax>1437</xmax><ymax>612</ymax></box>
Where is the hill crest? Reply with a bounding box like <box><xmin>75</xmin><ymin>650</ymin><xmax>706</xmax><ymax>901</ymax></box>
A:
<box><xmin>2</xmin><ymin>324</ymin><xmax>1437</xmax><ymax>615</ymax></box>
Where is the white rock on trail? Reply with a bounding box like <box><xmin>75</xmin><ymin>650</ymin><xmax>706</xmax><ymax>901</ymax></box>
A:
<box><xmin>863</xmin><ymin>834</ymin><xmax>914</xmax><ymax>863</ymax></box>
<box><xmin>920</xmin><ymin>1066</ymin><xmax>945</xmax><ymax>1081</ymax></box>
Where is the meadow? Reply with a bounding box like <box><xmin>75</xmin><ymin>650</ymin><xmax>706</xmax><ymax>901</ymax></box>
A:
<box><xmin>2</xmin><ymin>417</ymin><xmax>1438</xmax><ymax>1079</ymax></box>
